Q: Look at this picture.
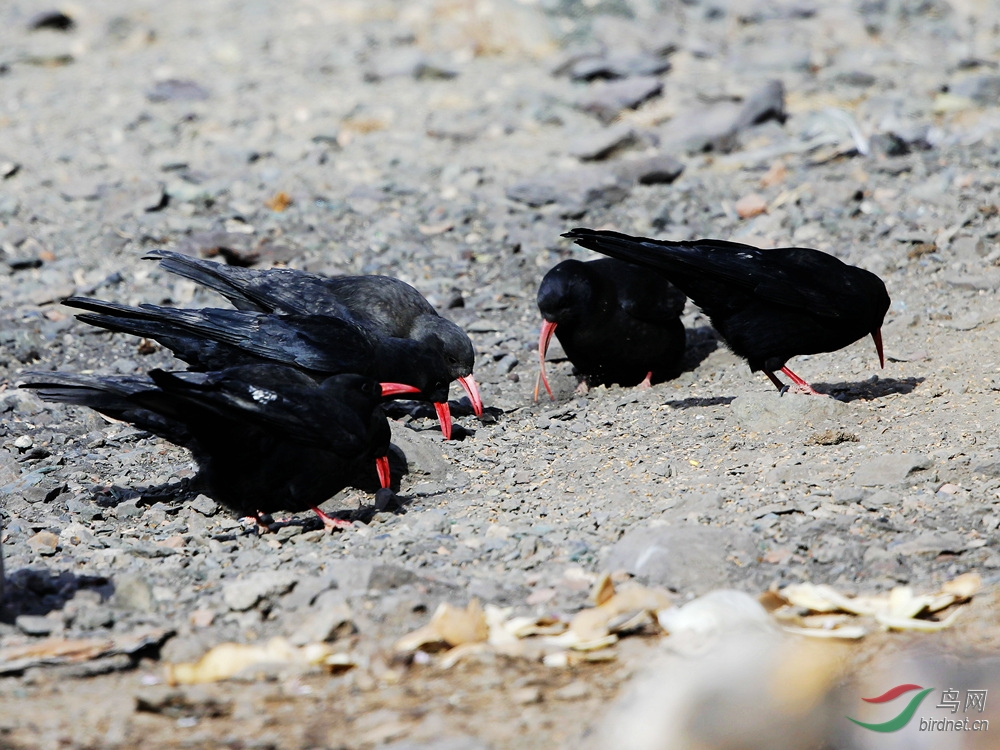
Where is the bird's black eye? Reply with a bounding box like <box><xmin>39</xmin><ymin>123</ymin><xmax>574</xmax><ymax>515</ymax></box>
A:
<box><xmin>447</xmin><ymin>356</ymin><xmax>458</xmax><ymax>365</ymax></box>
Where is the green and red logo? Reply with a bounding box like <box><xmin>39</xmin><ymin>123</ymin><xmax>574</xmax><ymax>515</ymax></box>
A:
<box><xmin>848</xmin><ymin>684</ymin><xmax>934</xmax><ymax>732</ymax></box>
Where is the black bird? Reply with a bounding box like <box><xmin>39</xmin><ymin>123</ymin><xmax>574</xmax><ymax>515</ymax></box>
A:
<box><xmin>562</xmin><ymin>228</ymin><xmax>889</xmax><ymax>393</ymax></box>
<box><xmin>145</xmin><ymin>249</ymin><xmax>483</xmax><ymax>422</ymax></box>
<box><xmin>535</xmin><ymin>258</ymin><xmax>687</xmax><ymax>400</ymax></box>
<box><xmin>63</xmin><ymin>298</ymin><xmax>460</xmax><ymax>436</ymax></box>
<box><xmin>21</xmin><ymin>366</ymin><xmax>420</xmax><ymax>530</ymax></box>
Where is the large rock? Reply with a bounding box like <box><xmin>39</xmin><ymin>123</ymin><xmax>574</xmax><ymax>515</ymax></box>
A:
<box><xmin>731</xmin><ymin>392</ymin><xmax>851</xmax><ymax>432</ymax></box>
<box><xmin>222</xmin><ymin>571</ymin><xmax>298</xmax><ymax>612</ymax></box>
<box><xmin>605</xmin><ymin>523</ymin><xmax>757</xmax><ymax>594</ymax></box>
<box><xmin>852</xmin><ymin>453</ymin><xmax>932</xmax><ymax>486</ymax></box>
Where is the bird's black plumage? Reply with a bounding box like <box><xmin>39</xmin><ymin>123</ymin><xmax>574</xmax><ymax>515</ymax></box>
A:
<box><xmin>21</xmin><ymin>366</ymin><xmax>405</xmax><ymax>521</ymax></box>
<box><xmin>64</xmin><ymin>297</ymin><xmax>452</xmax><ymax>403</ymax></box>
<box><xmin>144</xmin><ymin>250</ymin><xmax>482</xmax><ymax>415</ymax></box>
<box><xmin>563</xmin><ymin>228</ymin><xmax>890</xmax><ymax>392</ymax></box>
<box><xmin>535</xmin><ymin>258</ymin><xmax>687</xmax><ymax>399</ymax></box>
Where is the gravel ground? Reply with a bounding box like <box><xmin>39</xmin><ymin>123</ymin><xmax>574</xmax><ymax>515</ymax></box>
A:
<box><xmin>2</xmin><ymin>1</ymin><xmax>1000</xmax><ymax>748</ymax></box>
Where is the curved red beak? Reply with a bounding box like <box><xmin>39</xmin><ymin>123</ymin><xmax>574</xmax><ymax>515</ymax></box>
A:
<box><xmin>872</xmin><ymin>329</ymin><xmax>884</xmax><ymax>369</ymax></box>
<box><xmin>534</xmin><ymin>319</ymin><xmax>557</xmax><ymax>402</ymax></box>
<box><xmin>380</xmin><ymin>382</ymin><xmax>422</xmax><ymax>397</ymax></box>
<box><xmin>457</xmin><ymin>374</ymin><xmax>484</xmax><ymax>417</ymax></box>
<box><xmin>434</xmin><ymin>402</ymin><xmax>452</xmax><ymax>440</ymax></box>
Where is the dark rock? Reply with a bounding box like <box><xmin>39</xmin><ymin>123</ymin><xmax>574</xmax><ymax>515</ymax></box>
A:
<box><xmin>146</xmin><ymin>79</ymin><xmax>210</xmax><ymax>103</ymax></box>
<box><xmin>576</xmin><ymin>76</ymin><xmax>663</xmax><ymax>124</ymax></box>
<box><xmin>28</xmin><ymin>10</ymin><xmax>75</xmax><ymax>32</ymax></box>
<box><xmin>609</xmin><ymin>154</ymin><xmax>685</xmax><ymax>185</ymax></box>
<box><xmin>566</xmin><ymin>52</ymin><xmax>672</xmax><ymax>82</ymax></box>
<box><xmin>569</xmin><ymin>125</ymin><xmax>641</xmax><ymax>161</ymax></box>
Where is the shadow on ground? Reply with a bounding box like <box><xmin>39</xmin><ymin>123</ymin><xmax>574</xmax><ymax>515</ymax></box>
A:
<box><xmin>816</xmin><ymin>376</ymin><xmax>925</xmax><ymax>402</ymax></box>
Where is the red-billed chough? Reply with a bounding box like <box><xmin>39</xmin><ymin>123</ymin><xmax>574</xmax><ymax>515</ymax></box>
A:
<box><xmin>562</xmin><ymin>228</ymin><xmax>890</xmax><ymax>394</ymax></box>
<box><xmin>62</xmin><ymin>298</ymin><xmax>459</xmax><ymax>436</ymax></box>
<box><xmin>144</xmin><ymin>249</ymin><xmax>483</xmax><ymax>424</ymax></box>
<box><xmin>20</xmin><ymin>366</ymin><xmax>420</xmax><ymax>530</ymax></box>
<box><xmin>535</xmin><ymin>258</ymin><xmax>687</xmax><ymax>400</ymax></box>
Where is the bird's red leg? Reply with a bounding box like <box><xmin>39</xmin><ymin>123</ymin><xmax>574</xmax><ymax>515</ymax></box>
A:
<box><xmin>534</xmin><ymin>320</ymin><xmax>557</xmax><ymax>402</ymax></box>
<box><xmin>780</xmin><ymin>366</ymin><xmax>823</xmax><ymax>396</ymax></box>
<box><xmin>311</xmin><ymin>506</ymin><xmax>352</xmax><ymax>532</ymax></box>
<box><xmin>637</xmin><ymin>371</ymin><xmax>653</xmax><ymax>390</ymax></box>
<box><xmin>375</xmin><ymin>455</ymin><xmax>390</xmax><ymax>489</ymax></box>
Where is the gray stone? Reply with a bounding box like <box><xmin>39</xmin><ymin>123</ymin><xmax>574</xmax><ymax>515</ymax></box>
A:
<box><xmin>15</xmin><ymin>614</ymin><xmax>58</xmax><ymax>636</ymax></box>
<box><xmin>891</xmin><ymin>532</ymin><xmax>968</xmax><ymax>556</ymax></box>
<box><xmin>860</xmin><ymin>489</ymin><xmax>899</xmax><ymax>511</ymax></box>
<box><xmin>288</xmin><ymin>592</ymin><xmax>354</xmax><ymax>645</ymax></box>
<box><xmin>731</xmin><ymin>392</ymin><xmax>851</xmax><ymax>432</ymax></box>
<box><xmin>146</xmin><ymin>79</ymin><xmax>210</xmax><ymax>102</ymax></box>
<box><xmin>0</xmin><ymin>450</ymin><xmax>21</xmax><ymax>485</ymax></box>
<box><xmin>506</xmin><ymin>167</ymin><xmax>630</xmax><ymax>216</ymax></box>
<box><xmin>852</xmin><ymin>454</ymin><xmax>932</xmax><ymax>486</ymax></box>
<box><xmin>222</xmin><ymin>570</ymin><xmax>298</xmax><ymax>612</ymax></box>
<box><xmin>412</xmin><ymin>509</ymin><xmax>451</xmax><ymax>536</ymax></box>
<box><xmin>189</xmin><ymin>494</ymin><xmax>219</xmax><ymax>516</ymax></box>
<box><xmin>114</xmin><ymin>574</ymin><xmax>155</xmax><ymax>612</ymax></box>
<box><xmin>949</xmin><ymin>74</ymin><xmax>1000</xmax><ymax>105</ymax></box>
<box><xmin>576</xmin><ymin>76</ymin><xmax>663</xmax><ymax>124</ymax></box>
<box><xmin>605</xmin><ymin>523</ymin><xmax>756</xmax><ymax>594</ymax></box>
<box><xmin>389</xmin><ymin>422</ymin><xmax>452</xmax><ymax>478</ymax></box>
<box><xmin>569</xmin><ymin>124</ymin><xmax>640</xmax><ymax>161</ymax></box>
<box><xmin>564</xmin><ymin>52</ymin><xmax>672</xmax><ymax>82</ymax></box>
<box><xmin>609</xmin><ymin>154</ymin><xmax>685</xmax><ymax>186</ymax></box>
<box><xmin>365</xmin><ymin>49</ymin><xmax>457</xmax><ymax>82</ymax></box>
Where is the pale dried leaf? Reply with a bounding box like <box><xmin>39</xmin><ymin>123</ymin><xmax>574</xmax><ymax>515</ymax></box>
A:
<box><xmin>165</xmin><ymin>638</ymin><xmax>331</xmax><ymax>685</ymax></box>
<box><xmin>394</xmin><ymin>600</ymin><xmax>488</xmax><ymax>652</ymax></box>
<box><xmin>876</xmin><ymin>608</ymin><xmax>963</xmax><ymax>632</ymax></box>
<box><xmin>941</xmin><ymin>572</ymin><xmax>981</xmax><ymax>599</ymax></box>
<box><xmin>591</xmin><ymin>572</ymin><xmax>615</xmax><ymax>606</ymax></box>
<box><xmin>781</xmin><ymin>625</ymin><xmax>868</xmax><ymax>639</ymax></box>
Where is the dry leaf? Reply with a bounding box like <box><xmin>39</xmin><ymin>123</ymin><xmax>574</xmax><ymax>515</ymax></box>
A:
<box><xmin>876</xmin><ymin>608</ymin><xmax>963</xmax><ymax>632</ymax></box>
<box><xmin>735</xmin><ymin>193</ymin><xmax>768</xmax><ymax>219</ymax></box>
<box><xmin>591</xmin><ymin>572</ymin><xmax>615</xmax><ymax>606</ymax></box>
<box><xmin>264</xmin><ymin>191</ymin><xmax>293</xmax><ymax>212</ymax></box>
<box><xmin>165</xmin><ymin>638</ymin><xmax>331</xmax><ymax>685</ymax></box>
<box><xmin>394</xmin><ymin>600</ymin><xmax>488</xmax><ymax>652</ymax></box>
<box><xmin>941</xmin><ymin>572</ymin><xmax>981</xmax><ymax>599</ymax></box>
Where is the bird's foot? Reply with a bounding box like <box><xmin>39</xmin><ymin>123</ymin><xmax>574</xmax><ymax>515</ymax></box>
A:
<box><xmin>574</xmin><ymin>380</ymin><xmax>590</xmax><ymax>396</ymax></box>
<box><xmin>311</xmin><ymin>506</ymin><xmax>353</xmax><ymax>533</ymax></box>
<box><xmin>636</xmin><ymin>372</ymin><xmax>653</xmax><ymax>390</ymax></box>
<box><xmin>780</xmin><ymin>382</ymin><xmax>827</xmax><ymax>396</ymax></box>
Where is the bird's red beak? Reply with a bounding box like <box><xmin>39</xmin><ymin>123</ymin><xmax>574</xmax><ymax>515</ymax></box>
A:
<box><xmin>376</xmin><ymin>455</ymin><xmax>390</xmax><ymax>489</ymax></box>
<box><xmin>457</xmin><ymin>375</ymin><xmax>484</xmax><ymax>417</ymax></box>
<box><xmin>434</xmin><ymin>402</ymin><xmax>452</xmax><ymax>440</ymax></box>
<box><xmin>380</xmin><ymin>382</ymin><xmax>422</xmax><ymax>397</ymax></box>
<box><xmin>534</xmin><ymin>320</ymin><xmax>557</xmax><ymax>402</ymax></box>
<box><xmin>872</xmin><ymin>329</ymin><xmax>884</xmax><ymax>369</ymax></box>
